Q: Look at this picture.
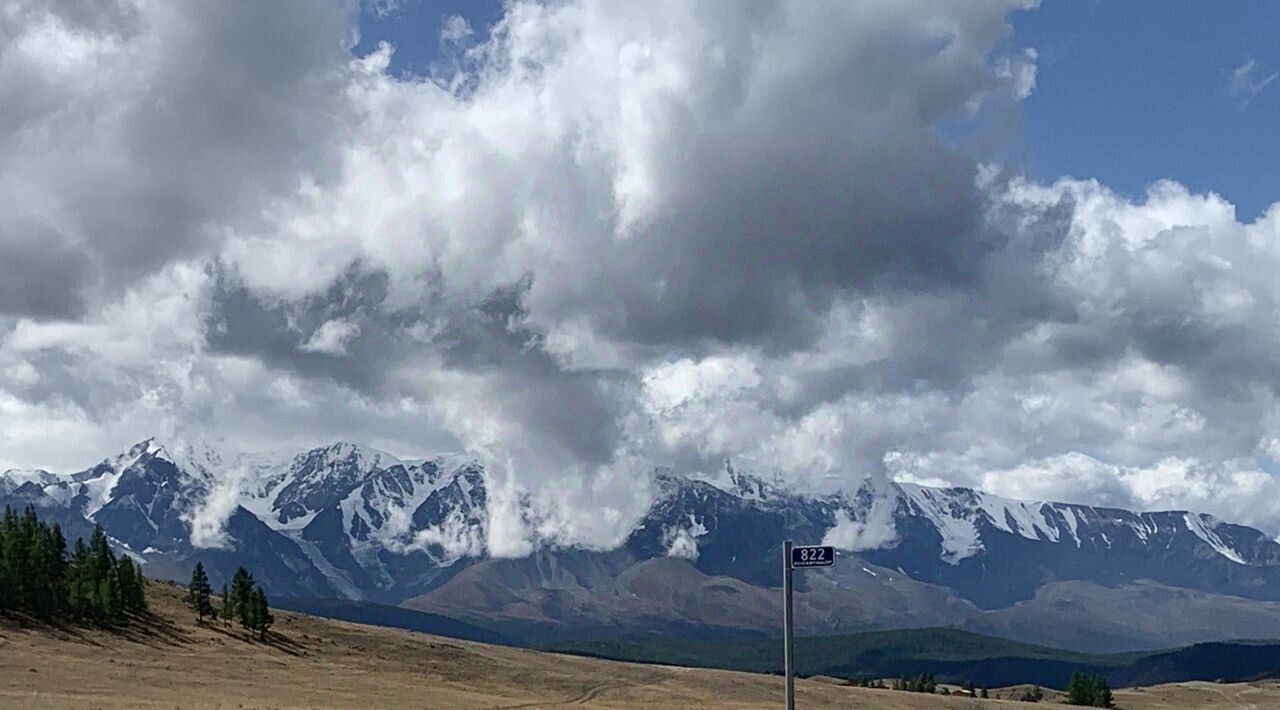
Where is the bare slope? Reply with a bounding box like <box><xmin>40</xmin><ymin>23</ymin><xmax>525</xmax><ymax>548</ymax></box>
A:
<box><xmin>2</xmin><ymin>581</ymin><xmax>1279</xmax><ymax>709</ymax></box>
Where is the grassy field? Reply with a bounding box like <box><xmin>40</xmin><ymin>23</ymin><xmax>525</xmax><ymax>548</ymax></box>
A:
<box><xmin>549</xmin><ymin>627</ymin><xmax>1133</xmax><ymax>688</ymax></box>
<box><xmin>2</xmin><ymin>580</ymin><xmax>1279</xmax><ymax>709</ymax></box>
<box><xmin>550</xmin><ymin>628</ymin><xmax>1280</xmax><ymax>690</ymax></box>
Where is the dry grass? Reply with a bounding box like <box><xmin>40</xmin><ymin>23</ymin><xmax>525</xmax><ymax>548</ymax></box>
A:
<box><xmin>1</xmin><ymin>580</ymin><xmax>1278</xmax><ymax>709</ymax></box>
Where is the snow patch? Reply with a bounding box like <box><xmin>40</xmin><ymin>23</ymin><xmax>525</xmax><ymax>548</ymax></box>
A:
<box><xmin>897</xmin><ymin>484</ymin><xmax>982</xmax><ymax>564</ymax></box>
<box><xmin>689</xmin><ymin>462</ymin><xmax>781</xmax><ymax>503</ymax></box>
<box><xmin>971</xmin><ymin>492</ymin><xmax>1061</xmax><ymax>542</ymax></box>
<box><xmin>1184</xmin><ymin>513</ymin><xmax>1247</xmax><ymax>565</ymax></box>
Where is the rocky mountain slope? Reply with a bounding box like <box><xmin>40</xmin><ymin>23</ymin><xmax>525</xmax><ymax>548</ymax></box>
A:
<box><xmin>6</xmin><ymin>437</ymin><xmax>1280</xmax><ymax>651</ymax></box>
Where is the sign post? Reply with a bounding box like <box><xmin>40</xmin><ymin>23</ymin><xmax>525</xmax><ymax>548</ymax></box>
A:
<box><xmin>783</xmin><ymin>541</ymin><xmax>794</xmax><ymax>710</ymax></box>
<box><xmin>782</xmin><ymin>541</ymin><xmax>834</xmax><ymax>710</ymax></box>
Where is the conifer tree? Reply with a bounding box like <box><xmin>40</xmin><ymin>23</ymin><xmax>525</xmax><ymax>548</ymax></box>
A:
<box><xmin>0</xmin><ymin>507</ymin><xmax>145</xmax><ymax>625</ymax></box>
<box><xmin>186</xmin><ymin>562</ymin><xmax>213</xmax><ymax>622</ymax></box>
<box><xmin>116</xmin><ymin>555</ymin><xmax>146</xmax><ymax>614</ymax></box>
<box><xmin>134</xmin><ymin>562</ymin><xmax>148</xmax><ymax>612</ymax></box>
<box><xmin>46</xmin><ymin>523</ymin><xmax>68</xmax><ymax>614</ymax></box>
<box><xmin>218</xmin><ymin>583</ymin><xmax>231</xmax><ymax>625</ymax></box>
<box><xmin>230</xmin><ymin>566</ymin><xmax>255</xmax><ymax>629</ymax></box>
<box><xmin>0</xmin><ymin>506</ymin><xmax>22</xmax><ymax>612</ymax></box>
<box><xmin>1066</xmin><ymin>673</ymin><xmax>1112</xmax><ymax>707</ymax></box>
<box><xmin>82</xmin><ymin>524</ymin><xmax>123</xmax><ymax>622</ymax></box>
<box><xmin>66</xmin><ymin>537</ymin><xmax>91</xmax><ymax>618</ymax></box>
<box><xmin>251</xmin><ymin>586</ymin><xmax>273</xmax><ymax>640</ymax></box>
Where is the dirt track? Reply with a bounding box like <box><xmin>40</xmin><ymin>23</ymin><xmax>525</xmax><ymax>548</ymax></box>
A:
<box><xmin>2</xmin><ymin>581</ymin><xmax>1278</xmax><ymax>709</ymax></box>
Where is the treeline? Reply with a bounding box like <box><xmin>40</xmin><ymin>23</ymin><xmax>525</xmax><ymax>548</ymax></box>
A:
<box><xmin>851</xmin><ymin>669</ymin><xmax>1110</xmax><ymax>705</ymax></box>
<box><xmin>0</xmin><ymin>505</ymin><xmax>146</xmax><ymax>624</ymax></box>
<box><xmin>1066</xmin><ymin>672</ymin><xmax>1113</xmax><ymax>707</ymax></box>
<box><xmin>849</xmin><ymin>673</ymin><xmax>990</xmax><ymax>698</ymax></box>
<box><xmin>186</xmin><ymin>562</ymin><xmax>273</xmax><ymax>639</ymax></box>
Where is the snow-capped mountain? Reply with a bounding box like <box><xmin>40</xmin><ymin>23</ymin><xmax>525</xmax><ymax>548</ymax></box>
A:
<box><xmin>0</xmin><ymin>438</ymin><xmax>487</xmax><ymax>600</ymax></box>
<box><xmin>5</xmin><ymin>437</ymin><xmax>1280</xmax><ymax>650</ymax></box>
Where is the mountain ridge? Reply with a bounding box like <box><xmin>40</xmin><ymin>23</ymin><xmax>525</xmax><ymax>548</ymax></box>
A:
<box><xmin>5</xmin><ymin>436</ymin><xmax>1280</xmax><ymax>651</ymax></box>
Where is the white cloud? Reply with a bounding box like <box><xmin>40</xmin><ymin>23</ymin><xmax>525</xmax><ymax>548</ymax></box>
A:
<box><xmin>409</xmin><ymin>510</ymin><xmax>486</xmax><ymax>561</ymax></box>
<box><xmin>6</xmin><ymin>0</ymin><xmax>1280</xmax><ymax>548</ymax></box>
<box><xmin>301</xmin><ymin>319</ymin><xmax>361</xmax><ymax>356</ymax></box>
<box><xmin>662</xmin><ymin>515</ymin><xmax>708</xmax><ymax>561</ymax></box>
<box><xmin>184</xmin><ymin>461</ymin><xmax>251</xmax><ymax>550</ymax></box>
<box><xmin>995</xmin><ymin>46</ymin><xmax>1038</xmax><ymax>100</ymax></box>
<box><xmin>823</xmin><ymin>503</ymin><xmax>900</xmax><ymax>553</ymax></box>
<box><xmin>1229</xmin><ymin>58</ymin><xmax>1279</xmax><ymax>107</ymax></box>
<box><xmin>440</xmin><ymin>15</ymin><xmax>472</xmax><ymax>43</ymax></box>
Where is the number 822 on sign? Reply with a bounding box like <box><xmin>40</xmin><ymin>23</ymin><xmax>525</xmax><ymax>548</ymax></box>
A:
<box><xmin>790</xmin><ymin>545</ymin><xmax>834</xmax><ymax>568</ymax></box>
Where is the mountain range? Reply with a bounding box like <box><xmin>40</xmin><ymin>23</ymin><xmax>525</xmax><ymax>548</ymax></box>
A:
<box><xmin>5</xmin><ymin>437</ymin><xmax>1280</xmax><ymax>652</ymax></box>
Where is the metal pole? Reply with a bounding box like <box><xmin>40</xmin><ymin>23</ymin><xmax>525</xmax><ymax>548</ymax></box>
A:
<box><xmin>783</xmin><ymin>539</ymin><xmax>795</xmax><ymax>710</ymax></box>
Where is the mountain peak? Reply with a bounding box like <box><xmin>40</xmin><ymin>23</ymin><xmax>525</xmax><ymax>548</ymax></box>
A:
<box><xmin>303</xmin><ymin>442</ymin><xmax>405</xmax><ymax>469</ymax></box>
<box><xmin>682</xmin><ymin>460</ymin><xmax>786</xmax><ymax>503</ymax></box>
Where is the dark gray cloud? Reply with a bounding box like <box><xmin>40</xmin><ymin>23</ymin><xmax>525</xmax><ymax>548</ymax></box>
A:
<box><xmin>205</xmin><ymin>267</ymin><xmax>625</xmax><ymax>468</ymax></box>
<box><xmin>0</xmin><ymin>0</ymin><xmax>354</xmax><ymax>317</ymax></box>
<box><xmin>0</xmin><ymin>220</ymin><xmax>93</xmax><ymax>318</ymax></box>
<box><xmin>7</xmin><ymin>0</ymin><xmax>1280</xmax><ymax>545</ymax></box>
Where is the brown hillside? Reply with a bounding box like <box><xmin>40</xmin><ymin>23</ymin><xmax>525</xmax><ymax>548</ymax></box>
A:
<box><xmin>1</xmin><ymin>580</ymin><xmax>1278</xmax><ymax>709</ymax></box>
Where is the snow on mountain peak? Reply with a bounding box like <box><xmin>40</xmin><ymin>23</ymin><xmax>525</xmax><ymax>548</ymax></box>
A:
<box><xmin>3</xmin><ymin>438</ymin><xmax>1270</xmax><ymax>572</ymax></box>
<box><xmin>686</xmin><ymin>460</ymin><xmax>787</xmax><ymax>502</ymax></box>
<box><xmin>1183</xmin><ymin>513</ymin><xmax>1247</xmax><ymax>565</ymax></box>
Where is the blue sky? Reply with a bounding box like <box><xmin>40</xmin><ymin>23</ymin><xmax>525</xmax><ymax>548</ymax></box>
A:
<box><xmin>358</xmin><ymin>0</ymin><xmax>1280</xmax><ymax>221</ymax></box>
<box><xmin>1011</xmin><ymin>1</ymin><xmax>1279</xmax><ymax>221</ymax></box>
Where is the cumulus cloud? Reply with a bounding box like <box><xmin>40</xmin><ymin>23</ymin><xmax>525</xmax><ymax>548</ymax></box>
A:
<box><xmin>5</xmin><ymin>0</ymin><xmax>1280</xmax><ymax>551</ymax></box>
<box><xmin>0</xmin><ymin>0</ymin><xmax>355</xmax><ymax>318</ymax></box>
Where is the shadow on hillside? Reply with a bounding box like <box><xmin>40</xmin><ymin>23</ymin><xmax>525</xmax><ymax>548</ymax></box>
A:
<box><xmin>203</xmin><ymin>621</ymin><xmax>308</xmax><ymax>657</ymax></box>
<box><xmin>0</xmin><ymin>613</ymin><xmax>109</xmax><ymax>647</ymax></box>
<box><xmin>1</xmin><ymin>610</ymin><xmax>195</xmax><ymax>648</ymax></box>
<box><xmin>107</xmin><ymin>611</ymin><xmax>195</xmax><ymax>647</ymax></box>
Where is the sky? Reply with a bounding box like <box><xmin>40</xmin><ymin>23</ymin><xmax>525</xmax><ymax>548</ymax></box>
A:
<box><xmin>2</xmin><ymin>0</ymin><xmax>1280</xmax><ymax>553</ymax></box>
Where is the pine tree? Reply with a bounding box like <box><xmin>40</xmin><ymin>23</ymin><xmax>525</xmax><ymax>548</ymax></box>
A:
<box><xmin>8</xmin><ymin>508</ymin><xmax>140</xmax><ymax>623</ymax></box>
<box><xmin>116</xmin><ymin>556</ymin><xmax>146</xmax><ymax>614</ymax></box>
<box><xmin>66</xmin><ymin>537</ymin><xmax>91</xmax><ymax>619</ymax></box>
<box><xmin>186</xmin><ymin>562</ymin><xmax>213</xmax><ymax>622</ymax></box>
<box><xmin>1</xmin><ymin>506</ymin><xmax>27</xmax><ymax>612</ymax></box>
<box><xmin>0</xmin><ymin>506</ymin><xmax>146</xmax><ymax>626</ymax></box>
<box><xmin>18</xmin><ymin>507</ymin><xmax>43</xmax><ymax>612</ymax></box>
<box><xmin>218</xmin><ymin>583</ymin><xmax>231</xmax><ymax>625</ymax></box>
<box><xmin>243</xmin><ymin>587</ymin><xmax>260</xmax><ymax>633</ymax></box>
<box><xmin>230</xmin><ymin>566</ymin><xmax>255</xmax><ymax>629</ymax></box>
<box><xmin>83</xmin><ymin>524</ymin><xmax>122</xmax><ymax>622</ymax></box>
<box><xmin>134</xmin><ymin>563</ymin><xmax>148</xmax><ymax>612</ymax></box>
<box><xmin>1066</xmin><ymin>673</ymin><xmax>1112</xmax><ymax>707</ymax></box>
<box><xmin>46</xmin><ymin>523</ymin><xmax>68</xmax><ymax>615</ymax></box>
<box><xmin>0</xmin><ymin>506</ymin><xmax>23</xmax><ymax>612</ymax></box>
<box><xmin>251</xmin><ymin>586</ymin><xmax>273</xmax><ymax>640</ymax></box>
<box><xmin>1098</xmin><ymin>680</ymin><xmax>1113</xmax><ymax>708</ymax></box>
